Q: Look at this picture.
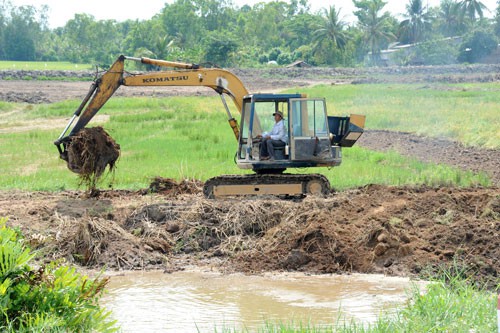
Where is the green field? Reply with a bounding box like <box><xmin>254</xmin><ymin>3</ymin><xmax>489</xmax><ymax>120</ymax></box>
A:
<box><xmin>0</xmin><ymin>60</ymin><xmax>92</xmax><ymax>71</ymax></box>
<box><xmin>0</xmin><ymin>83</ymin><xmax>497</xmax><ymax>191</ymax></box>
<box><xmin>293</xmin><ymin>83</ymin><xmax>500</xmax><ymax>148</ymax></box>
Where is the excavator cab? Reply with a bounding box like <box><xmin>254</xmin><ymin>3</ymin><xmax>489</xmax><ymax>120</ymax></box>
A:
<box><xmin>236</xmin><ymin>94</ymin><xmax>364</xmax><ymax>173</ymax></box>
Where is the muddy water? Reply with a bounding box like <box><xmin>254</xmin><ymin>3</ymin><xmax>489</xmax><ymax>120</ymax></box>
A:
<box><xmin>102</xmin><ymin>271</ymin><xmax>419</xmax><ymax>332</ymax></box>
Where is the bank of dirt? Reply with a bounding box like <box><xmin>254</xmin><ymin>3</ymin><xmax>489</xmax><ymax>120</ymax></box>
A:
<box><xmin>1</xmin><ymin>183</ymin><xmax>498</xmax><ymax>286</ymax></box>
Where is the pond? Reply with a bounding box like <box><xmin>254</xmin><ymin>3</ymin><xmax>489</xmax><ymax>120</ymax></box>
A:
<box><xmin>102</xmin><ymin>270</ymin><xmax>419</xmax><ymax>332</ymax></box>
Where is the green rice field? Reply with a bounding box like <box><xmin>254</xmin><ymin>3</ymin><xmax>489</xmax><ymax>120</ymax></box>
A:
<box><xmin>0</xmin><ymin>60</ymin><xmax>92</xmax><ymax>71</ymax></box>
<box><xmin>0</xmin><ymin>83</ymin><xmax>497</xmax><ymax>191</ymax></box>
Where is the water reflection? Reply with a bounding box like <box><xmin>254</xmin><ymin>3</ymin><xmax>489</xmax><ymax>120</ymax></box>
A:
<box><xmin>102</xmin><ymin>270</ymin><xmax>416</xmax><ymax>332</ymax></box>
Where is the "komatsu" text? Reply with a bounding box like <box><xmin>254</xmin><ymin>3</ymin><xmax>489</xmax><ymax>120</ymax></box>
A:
<box><xmin>142</xmin><ymin>76</ymin><xmax>188</xmax><ymax>83</ymax></box>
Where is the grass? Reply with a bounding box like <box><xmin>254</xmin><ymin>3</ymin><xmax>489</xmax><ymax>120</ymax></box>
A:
<box><xmin>0</xmin><ymin>92</ymin><xmax>491</xmax><ymax>191</ymax></box>
<box><xmin>293</xmin><ymin>83</ymin><xmax>500</xmax><ymax>149</ymax></box>
<box><xmin>0</xmin><ymin>60</ymin><xmax>92</xmax><ymax>71</ymax></box>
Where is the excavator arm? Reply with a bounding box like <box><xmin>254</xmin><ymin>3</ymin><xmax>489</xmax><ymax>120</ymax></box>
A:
<box><xmin>54</xmin><ymin>55</ymin><xmax>250</xmax><ymax>159</ymax></box>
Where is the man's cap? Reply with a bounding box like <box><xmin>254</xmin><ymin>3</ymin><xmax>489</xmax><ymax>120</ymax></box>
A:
<box><xmin>273</xmin><ymin>111</ymin><xmax>283</xmax><ymax>118</ymax></box>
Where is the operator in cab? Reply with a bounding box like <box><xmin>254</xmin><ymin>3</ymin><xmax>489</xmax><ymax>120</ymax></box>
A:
<box><xmin>257</xmin><ymin>111</ymin><xmax>287</xmax><ymax>161</ymax></box>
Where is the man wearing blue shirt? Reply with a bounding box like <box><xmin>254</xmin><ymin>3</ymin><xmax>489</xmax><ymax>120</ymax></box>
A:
<box><xmin>257</xmin><ymin>111</ymin><xmax>287</xmax><ymax>161</ymax></box>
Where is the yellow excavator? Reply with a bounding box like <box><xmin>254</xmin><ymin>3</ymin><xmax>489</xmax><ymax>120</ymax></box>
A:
<box><xmin>54</xmin><ymin>55</ymin><xmax>365</xmax><ymax>198</ymax></box>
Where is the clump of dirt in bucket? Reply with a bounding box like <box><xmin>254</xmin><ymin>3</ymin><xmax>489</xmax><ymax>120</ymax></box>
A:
<box><xmin>66</xmin><ymin>127</ymin><xmax>120</xmax><ymax>195</ymax></box>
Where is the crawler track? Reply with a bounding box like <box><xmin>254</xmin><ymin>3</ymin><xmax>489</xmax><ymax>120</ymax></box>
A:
<box><xmin>203</xmin><ymin>173</ymin><xmax>330</xmax><ymax>198</ymax></box>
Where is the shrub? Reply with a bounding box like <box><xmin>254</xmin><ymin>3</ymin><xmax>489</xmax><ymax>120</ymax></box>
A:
<box><xmin>276</xmin><ymin>52</ymin><xmax>292</xmax><ymax>65</ymax></box>
<box><xmin>413</xmin><ymin>39</ymin><xmax>459</xmax><ymax>65</ymax></box>
<box><xmin>458</xmin><ymin>29</ymin><xmax>498</xmax><ymax>63</ymax></box>
<box><xmin>0</xmin><ymin>218</ymin><xmax>117</xmax><ymax>332</ymax></box>
<box><xmin>258</xmin><ymin>54</ymin><xmax>269</xmax><ymax>64</ymax></box>
<box><xmin>268</xmin><ymin>47</ymin><xmax>282</xmax><ymax>61</ymax></box>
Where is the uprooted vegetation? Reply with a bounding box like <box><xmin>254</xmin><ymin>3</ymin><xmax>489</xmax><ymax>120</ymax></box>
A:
<box><xmin>3</xmin><ymin>180</ymin><xmax>499</xmax><ymax>287</ymax></box>
<box><xmin>65</xmin><ymin>126</ymin><xmax>120</xmax><ymax>194</ymax></box>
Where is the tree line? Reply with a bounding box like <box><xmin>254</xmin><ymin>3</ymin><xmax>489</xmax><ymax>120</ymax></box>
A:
<box><xmin>0</xmin><ymin>0</ymin><xmax>499</xmax><ymax>68</ymax></box>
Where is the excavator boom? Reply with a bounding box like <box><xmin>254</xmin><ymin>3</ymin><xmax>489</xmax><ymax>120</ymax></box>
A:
<box><xmin>55</xmin><ymin>55</ymin><xmax>249</xmax><ymax>152</ymax></box>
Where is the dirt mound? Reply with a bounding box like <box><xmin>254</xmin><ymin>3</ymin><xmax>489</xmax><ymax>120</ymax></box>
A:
<box><xmin>0</xmin><ymin>91</ymin><xmax>50</xmax><ymax>103</ymax></box>
<box><xmin>66</xmin><ymin>127</ymin><xmax>120</xmax><ymax>192</ymax></box>
<box><xmin>1</xmin><ymin>184</ymin><xmax>498</xmax><ymax>286</ymax></box>
<box><xmin>234</xmin><ymin>186</ymin><xmax>499</xmax><ymax>284</ymax></box>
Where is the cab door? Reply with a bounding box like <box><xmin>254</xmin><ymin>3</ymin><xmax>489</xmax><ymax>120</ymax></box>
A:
<box><xmin>289</xmin><ymin>98</ymin><xmax>332</xmax><ymax>161</ymax></box>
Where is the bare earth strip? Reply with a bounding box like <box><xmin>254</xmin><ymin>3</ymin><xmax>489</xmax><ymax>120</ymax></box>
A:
<box><xmin>358</xmin><ymin>130</ymin><xmax>500</xmax><ymax>185</ymax></box>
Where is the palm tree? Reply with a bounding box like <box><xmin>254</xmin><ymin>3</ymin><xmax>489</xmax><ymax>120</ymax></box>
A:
<box><xmin>399</xmin><ymin>0</ymin><xmax>433</xmax><ymax>44</ymax></box>
<box><xmin>439</xmin><ymin>0</ymin><xmax>466</xmax><ymax>36</ymax></box>
<box><xmin>494</xmin><ymin>0</ymin><xmax>500</xmax><ymax>37</ymax></box>
<box><xmin>312</xmin><ymin>5</ymin><xmax>350</xmax><ymax>54</ymax></box>
<box><xmin>354</xmin><ymin>0</ymin><xmax>396</xmax><ymax>65</ymax></box>
<box><xmin>154</xmin><ymin>35</ymin><xmax>175</xmax><ymax>59</ymax></box>
<box><xmin>459</xmin><ymin>0</ymin><xmax>488</xmax><ymax>23</ymax></box>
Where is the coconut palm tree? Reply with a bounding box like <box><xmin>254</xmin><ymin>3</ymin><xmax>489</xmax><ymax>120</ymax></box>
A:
<box><xmin>354</xmin><ymin>0</ymin><xmax>396</xmax><ymax>65</ymax></box>
<box><xmin>399</xmin><ymin>0</ymin><xmax>433</xmax><ymax>44</ymax></box>
<box><xmin>312</xmin><ymin>5</ymin><xmax>350</xmax><ymax>53</ymax></box>
<box><xmin>459</xmin><ymin>0</ymin><xmax>488</xmax><ymax>21</ymax></box>
<box><xmin>439</xmin><ymin>0</ymin><xmax>466</xmax><ymax>36</ymax></box>
<box><xmin>494</xmin><ymin>0</ymin><xmax>500</xmax><ymax>36</ymax></box>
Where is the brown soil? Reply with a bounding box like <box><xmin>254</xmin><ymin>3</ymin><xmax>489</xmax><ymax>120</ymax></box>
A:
<box><xmin>1</xmin><ymin>67</ymin><xmax>499</xmax><ymax>284</ymax></box>
<box><xmin>1</xmin><ymin>182</ymin><xmax>498</xmax><ymax>286</ymax></box>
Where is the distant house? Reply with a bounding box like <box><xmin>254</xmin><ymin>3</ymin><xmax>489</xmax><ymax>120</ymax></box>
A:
<box><xmin>286</xmin><ymin>60</ymin><xmax>312</xmax><ymax>68</ymax></box>
<box><xmin>373</xmin><ymin>37</ymin><xmax>463</xmax><ymax>66</ymax></box>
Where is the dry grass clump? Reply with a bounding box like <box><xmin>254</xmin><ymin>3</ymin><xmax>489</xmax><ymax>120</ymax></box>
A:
<box><xmin>70</xmin><ymin>218</ymin><xmax>136</xmax><ymax>265</ymax></box>
<box><xmin>174</xmin><ymin>199</ymin><xmax>289</xmax><ymax>252</ymax></box>
<box><xmin>146</xmin><ymin>177</ymin><xmax>203</xmax><ymax>196</ymax></box>
<box><xmin>218</xmin><ymin>235</ymin><xmax>258</xmax><ymax>255</ymax></box>
<box><xmin>263</xmin><ymin>202</ymin><xmax>339</xmax><ymax>251</ymax></box>
<box><xmin>52</xmin><ymin>217</ymin><xmax>157</xmax><ymax>269</ymax></box>
<box><xmin>228</xmin><ymin>197</ymin><xmax>355</xmax><ymax>271</ymax></box>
